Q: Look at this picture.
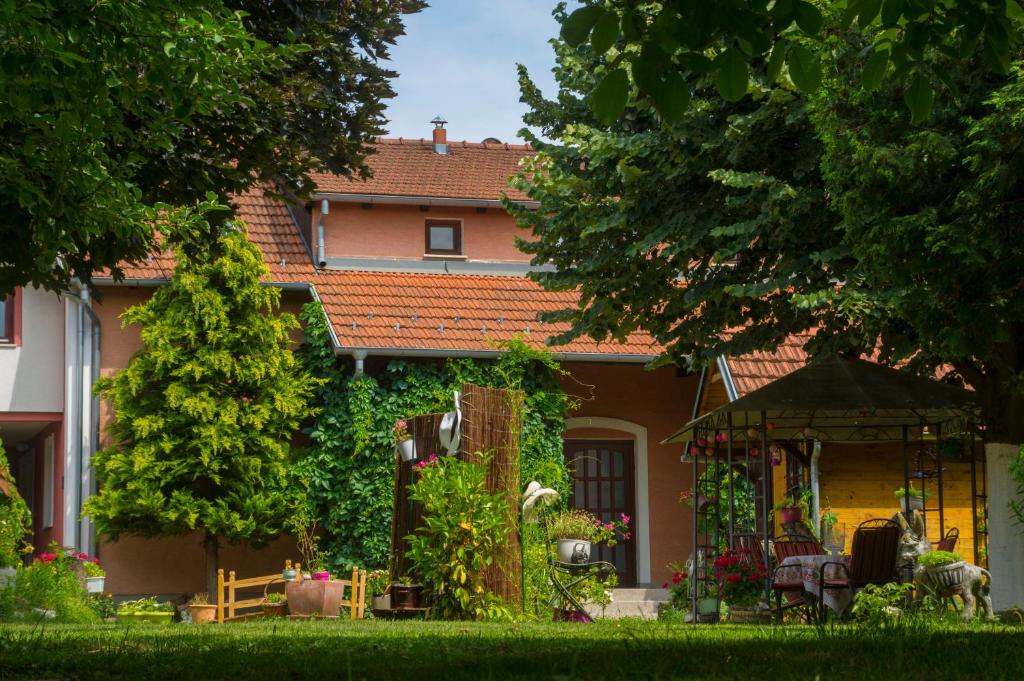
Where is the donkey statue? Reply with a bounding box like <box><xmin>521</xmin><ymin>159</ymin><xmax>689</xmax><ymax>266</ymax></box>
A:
<box><xmin>896</xmin><ymin>512</ymin><xmax>994</xmax><ymax>621</ymax></box>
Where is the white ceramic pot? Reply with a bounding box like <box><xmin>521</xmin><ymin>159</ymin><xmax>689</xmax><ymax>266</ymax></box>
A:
<box><xmin>902</xmin><ymin>495</ymin><xmax>924</xmax><ymax>512</ymax></box>
<box><xmin>86</xmin><ymin>576</ymin><xmax>105</xmax><ymax>594</ymax></box>
<box><xmin>397</xmin><ymin>439</ymin><xmax>417</xmax><ymax>462</ymax></box>
<box><xmin>556</xmin><ymin>539</ymin><xmax>591</xmax><ymax>565</ymax></box>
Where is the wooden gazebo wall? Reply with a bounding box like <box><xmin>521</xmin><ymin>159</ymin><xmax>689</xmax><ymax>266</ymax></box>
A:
<box><xmin>389</xmin><ymin>383</ymin><xmax>524</xmax><ymax>605</ymax></box>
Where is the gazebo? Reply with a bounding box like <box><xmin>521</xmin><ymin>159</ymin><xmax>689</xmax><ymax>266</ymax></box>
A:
<box><xmin>663</xmin><ymin>354</ymin><xmax>984</xmax><ymax>619</ymax></box>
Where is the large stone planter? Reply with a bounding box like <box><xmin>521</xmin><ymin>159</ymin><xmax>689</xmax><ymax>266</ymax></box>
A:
<box><xmin>926</xmin><ymin>560</ymin><xmax>966</xmax><ymax>592</ymax></box>
<box><xmin>285</xmin><ymin>579</ymin><xmax>343</xmax><ymax>617</ymax></box>
<box><xmin>85</xmin><ymin>576</ymin><xmax>105</xmax><ymax>594</ymax></box>
<box><xmin>727</xmin><ymin>604</ymin><xmax>772</xmax><ymax>624</ymax></box>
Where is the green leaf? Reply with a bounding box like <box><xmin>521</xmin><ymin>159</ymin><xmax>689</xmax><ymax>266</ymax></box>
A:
<box><xmin>766</xmin><ymin>41</ymin><xmax>786</xmax><ymax>82</ymax></box>
<box><xmin>858</xmin><ymin>0</ymin><xmax>883</xmax><ymax>28</ymax></box>
<box><xmin>880</xmin><ymin>0</ymin><xmax>906</xmax><ymax>26</ymax></box>
<box><xmin>680</xmin><ymin>51</ymin><xmax>715</xmax><ymax>73</ymax></box>
<box><xmin>786</xmin><ymin>44</ymin><xmax>822</xmax><ymax>92</ymax></box>
<box><xmin>163</xmin><ymin>42</ymin><xmax>175</xmax><ymax>57</ymax></box>
<box><xmin>561</xmin><ymin>6</ymin><xmax>605</xmax><ymax>48</ymax></box>
<box><xmin>591</xmin><ymin>68</ymin><xmax>630</xmax><ymax>124</ymax></box>
<box><xmin>904</xmin><ymin>74</ymin><xmax>934</xmax><ymax>123</ymax></box>
<box><xmin>794</xmin><ymin>1</ymin><xmax>824</xmax><ymax>35</ymax></box>
<box><xmin>650</xmin><ymin>71</ymin><xmax>690</xmax><ymax>121</ymax></box>
<box><xmin>861</xmin><ymin>49</ymin><xmax>889</xmax><ymax>91</ymax></box>
<box><xmin>715</xmin><ymin>48</ymin><xmax>749</xmax><ymax>102</ymax></box>
<box><xmin>591</xmin><ymin>10</ymin><xmax>620</xmax><ymax>54</ymax></box>
<box><xmin>621</xmin><ymin>10</ymin><xmax>641</xmax><ymax>41</ymax></box>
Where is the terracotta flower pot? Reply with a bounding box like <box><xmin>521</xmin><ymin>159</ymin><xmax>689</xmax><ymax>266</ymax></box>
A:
<box><xmin>285</xmin><ymin>579</ymin><xmax>343</xmax><ymax>617</ymax></box>
<box><xmin>312</xmin><ymin>571</ymin><xmax>331</xmax><ymax>581</ymax></box>
<box><xmin>189</xmin><ymin>604</ymin><xmax>217</xmax><ymax>624</ymax></box>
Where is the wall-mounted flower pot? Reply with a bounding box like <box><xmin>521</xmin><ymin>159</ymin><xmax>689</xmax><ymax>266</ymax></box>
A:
<box><xmin>779</xmin><ymin>507</ymin><xmax>803</xmax><ymax>524</ymax></box>
<box><xmin>556</xmin><ymin>539</ymin><xmax>592</xmax><ymax>565</ymax></box>
<box><xmin>390</xmin><ymin>584</ymin><xmax>423</xmax><ymax>610</ymax></box>
<box><xmin>286</xmin><ymin>579</ymin><xmax>343</xmax><ymax>617</ymax></box>
<box><xmin>397</xmin><ymin>439</ymin><xmax>416</xmax><ymax>462</ymax></box>
<box><xmin>85</xmin><ymin>576</ymin><xmax>105</xmax><ymax>594</ymax></box>
<box><xmin>189</xmin><ymin>604</ymin><xmax>217</xmax><ymax>624</ymax></box>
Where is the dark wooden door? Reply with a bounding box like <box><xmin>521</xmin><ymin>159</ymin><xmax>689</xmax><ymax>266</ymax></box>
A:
<box><xmin>564</xmin><ymin>440</ymin><xmax>637</xmax><ymax>587</ymax></box>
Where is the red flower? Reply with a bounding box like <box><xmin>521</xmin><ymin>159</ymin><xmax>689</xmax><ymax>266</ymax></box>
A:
<box><xmin>662</xmin><ymin>582</ymin><xmax>669</xmax><ymax>589</ymax></box>
<box><xmin>725</xmin><ymin>573</ymin><xmax>741</xmax><ymax>584</ymax></box>
<box><xmin>749</xmin><ymin>573</ymin><xmax>761</xmax><ymax>582</ymax></box>
<box><xmin>90</xmin><ymin>558</ymin><xmax>100</xmax><ymax>565</ymax></box>
<box><xmin>38</xmin><ymin>552</ymin><xmax>58</xmax><ymax>564</ymax></box>
<box><xmin>74</xmin><ymin>552</ymin><xmax>89</xmax><ymax>560</ymax></box>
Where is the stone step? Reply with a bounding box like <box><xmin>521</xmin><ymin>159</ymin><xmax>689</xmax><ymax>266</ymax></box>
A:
<box><xmin>607</xmin><ymin>587</ymin><xmax>669</xmax><ymax>603</ymax></box>
<box><xmin>586</xmin><ymin>588</ymin><xmax>669</xmax><ymax>620</ymax></box>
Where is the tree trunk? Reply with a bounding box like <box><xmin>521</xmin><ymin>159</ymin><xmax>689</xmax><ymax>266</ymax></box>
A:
<box><xmin>203</xmin><ymin>531</ymin><xmax>219</xmax><ymax>601</ymax></box>
<box><xmin>984</xmin><ymin>441</ymin><xmax>1024</xmax><ymax>612</ymax></box>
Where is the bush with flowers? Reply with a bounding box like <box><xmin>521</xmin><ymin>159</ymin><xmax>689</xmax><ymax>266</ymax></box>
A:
<box><xmin>713</xmin><ymin>549</ymin><xmax>767</xmax><ymax>608</ymax></box>
<box><xmin>662</xmin><ymin>562</ymin><xmax>691</xmax><ymax>611</ymax></box>
<box><xmin>6</xmin><ymin>544</ymin><xmax>99</xmax><ymax>622</ymax></box>
<box><xmin>0</xmin><ymin>441</ymin><xmax>33</xmax><ymax>569</ymax></box>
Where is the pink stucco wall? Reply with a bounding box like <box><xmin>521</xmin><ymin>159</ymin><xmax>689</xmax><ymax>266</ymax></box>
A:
<box><xmin>317</xmin><ymin>202</ymin><xmax>533</xmax><ymax>262</ymax></box>
<box><xmin>563</xmin><ymin>363</ymin><xmax>698</xmax><ymax>586</ymax></box>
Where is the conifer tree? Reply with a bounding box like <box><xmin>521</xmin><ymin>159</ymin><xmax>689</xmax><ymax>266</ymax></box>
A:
<box><xmin>84</xmin><ymin>200</ymin><xmax>319</xmax><ymax>596</ymax></box>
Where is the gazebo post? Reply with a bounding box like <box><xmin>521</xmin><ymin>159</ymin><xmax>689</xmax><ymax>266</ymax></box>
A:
<box><xmin>727</xmin><ymin>413</ymin><xmax>735</xmax><ymax>548</ymax></box>
<box><xmin>760</xmin><ymin>410</ymin><xmax>770</xmax><ymax>594</ymax></box>
<box><xmin>936</xmin><ymin>421</ymin><xmax>945</xmax><ymax>539</ymax></box>
<box><xmin>968</xmin><ymin>422</ymin><xmax>980</xmax><ymax>566</ymax></box>
<box><xmin>902</xmin><ymin>424</ymin><xmax>911</xmax><ymax>517</ymax></box>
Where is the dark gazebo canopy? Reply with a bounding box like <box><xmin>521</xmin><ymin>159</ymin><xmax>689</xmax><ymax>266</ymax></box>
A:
<box><xmin>665</xmin><ymin>354</ymin><xmax>981</xmax><ymax>444</ymax></box>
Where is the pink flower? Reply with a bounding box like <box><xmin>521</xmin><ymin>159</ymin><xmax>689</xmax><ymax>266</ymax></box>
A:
<box><xmin>620</xmin><ymin>513</ymin><xmax>630</xmax><ymax>525</ymax></box>
<box><xmin>416</xmin><ymin>460</ymin><xmax>426</xmax><ymax>469</ymax></box>
<box><xmin>428</xmin><ymin>454</ymin><xmax>438</xmax><ymax>462</ymax></box>
<box><xmin>74</xmin><ymin>552</ymin><xmax>88</xmax><ymax>560</ymax></box>
<box><xmin>90</xmin><ymin>558</ymin><xmax>100</xmax><ymax>565</ymax></box>
<box><xmin>604</xmin><ymin>522</ymin><xmax>614</xmax><ymax>530</ymax></box>
<box><xmin>38</xmin><ymin>553</ymin><xmax>57</xmax><ymax>564</ymax></box>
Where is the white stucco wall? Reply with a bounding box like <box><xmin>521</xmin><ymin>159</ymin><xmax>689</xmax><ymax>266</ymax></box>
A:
<box><xmin>0</xmin><ymin>287</ymin><xmax>65</xmax><ymax>412</ymax></box>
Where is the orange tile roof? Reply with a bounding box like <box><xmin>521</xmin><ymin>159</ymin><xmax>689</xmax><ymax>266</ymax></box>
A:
<box><xmin>310</xmin><ymin>138</ymin><xmax>535</xmax><ymax>202</ymax></box>
<box><xmin>724</xmin><ymin>334</ymin><xmax>815</xmax><ymax>396</ymax></box>
<box><xmin>313</xmin><ymin>269</ymin><xmax>661</xmax><ymax>358</ymax></box>
<box><xmin>114</xmin><ymin>188</ymin><xmax>315</xmax><ymax>283</ymax></box>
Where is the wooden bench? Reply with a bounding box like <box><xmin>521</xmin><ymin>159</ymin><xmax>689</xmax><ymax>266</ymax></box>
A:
<box><xmin>217</xmin><ymin>565</ymin><xmax>367</xmax><ymax>623</ymax></box>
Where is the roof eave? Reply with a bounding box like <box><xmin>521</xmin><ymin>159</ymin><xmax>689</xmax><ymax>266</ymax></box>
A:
<box><xmin>310</xmin><ymin>192</ymin><xmax>539</xmax><ymax>210</ymax></box>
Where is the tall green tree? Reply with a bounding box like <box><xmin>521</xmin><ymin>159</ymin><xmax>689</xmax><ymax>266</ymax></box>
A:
<box><xmin>0</xmin><ymin>0</ymin><xmax>423</xmax><ymax>295</ymax></box>
<box><xmin>83</xmin><ymin>199</ymin><xmax>319</xmax><ymax>596</ymax></box>
<box><xmin>513</xmin><ymin>6</ymin><xmax>1024</xmax><ymax>607</ymax></box>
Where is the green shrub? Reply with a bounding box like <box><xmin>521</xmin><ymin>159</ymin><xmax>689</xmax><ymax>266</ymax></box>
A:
<box><xmin>850</xmin><ymin>582</ymin><xmax>914</xmax><ymax>625</ymax></box>
<box><xmin>11</xmin><ymin>557</ymin><xmax>98</xmax><ymax>623</ymax></box>
<box><xmin>0</xmin><ymin>441</ymin><xmax>32</xmax><ymax>567</ymax></box>
<box><xmin>297</xmin><ymin>303</ymin><xmax>573</xmax><ymax>572</ymax></box>
<box><xmin>117</xmin><ymin>597</ymin><xmax>174</xmax><ymax>614</ymax></box>
<box><xmin>917</xmin><ymin>551</ymin><xmax>962</xmax><ymax>568</ymax></box>
<box><xmin>405</xmin><ymin>454</ymin><xmax>514</xmax><ymax>621</ymax></box>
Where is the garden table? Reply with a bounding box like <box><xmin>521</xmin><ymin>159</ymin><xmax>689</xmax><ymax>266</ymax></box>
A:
<box><xmin>778</xmin><ymin>554</ymin><xmax>853</xmax><ymax>617</ymax></box>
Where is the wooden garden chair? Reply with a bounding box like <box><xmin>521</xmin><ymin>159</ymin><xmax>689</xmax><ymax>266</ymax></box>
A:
<box><xmin>769</xmin><ymin>537</ymin><xmax>824</xmax><ymax>622</ymax></box>
<box><xmin>936</xmin><ymin>527</ymin><xmax>959</xmax><ymax>553</ymax></box>
<box><xmin>816</xmin><ymin>518</ymin><xmax>900</xmax><ymax>623</ymax></box>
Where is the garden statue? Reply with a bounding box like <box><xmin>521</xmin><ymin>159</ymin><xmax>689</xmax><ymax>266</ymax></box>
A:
<box><xmin>896</xmin><ymin>513</ymin><xmax>994</xmax><ymax>620</ymax></box>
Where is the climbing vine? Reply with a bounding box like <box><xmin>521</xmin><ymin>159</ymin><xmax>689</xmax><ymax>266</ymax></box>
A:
<box><xmin>296</xmin><ymin>302</ymin><xmax>575</xmax><ymax>571</ymax></box>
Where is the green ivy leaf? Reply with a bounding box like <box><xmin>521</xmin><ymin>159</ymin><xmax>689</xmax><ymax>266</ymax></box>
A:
<box><xmin>715</xmin><ymin>48</ymin><xmax>749</xmax><ymax>102</ymax></box>
<box><xmin>561</xmin><ymin>5</ymin><xmax>605</xmax><ymax>48</ymax></box>
<box><xmin>786</xmin><ymin>43</ymin><xmax>822</xmax><ymax>92</ymax></box>
<box><xmin>592</xmin><ymin>68</ymin><xmax>630</xmax><ymax>124</ymax></box>
<box><xmin>904</xmin><ymin>74</ymin><xmax>934</xmax><ymax>123</ymax></box>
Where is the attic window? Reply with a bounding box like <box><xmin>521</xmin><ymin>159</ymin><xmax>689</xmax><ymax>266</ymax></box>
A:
<box><xmin>425</xmin><ymin>220</ymin><xmax>462</xmax><ymax>255</ymax></box>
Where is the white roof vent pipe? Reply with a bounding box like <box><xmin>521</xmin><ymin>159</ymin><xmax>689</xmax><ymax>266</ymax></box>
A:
<box><xmin>431</xmin><ymin>116</ymin><xmax>448</xmax><ymax>155</ymax></box>
<box><xmin>316</xmin><ymin>199</ymin><xmax>328</xmax><ymax>268</ymax></box>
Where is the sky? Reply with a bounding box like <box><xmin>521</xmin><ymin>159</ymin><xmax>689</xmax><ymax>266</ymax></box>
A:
<box><xmin>381</xmin><ymin>0</ymin><xmax>565</xmax><ymax>144</ymax></box>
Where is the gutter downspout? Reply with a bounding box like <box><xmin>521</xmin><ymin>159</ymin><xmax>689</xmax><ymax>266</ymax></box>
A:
<box><xmin>810</xmin><ymin>439</ymin><xmax>823</xmax><ymax>532</ymax></box>
<box><xmin>352</xmin><ymin>350</ymin><xmax>368</xmax><ymax>378</ymax></box>
<box><xmin>316</xmin><ymin>199</ymin><xmax>328</xmax><ymax>268</ymax></box>
<box><xmin>66</xmin><ymin>285</ymin><xmax>102</xmax><ymax>554</ymax></box>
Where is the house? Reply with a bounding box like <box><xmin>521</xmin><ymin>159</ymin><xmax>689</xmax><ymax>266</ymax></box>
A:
<box><xmin>1</xmin><ymin>121</ymin><xmax>702</xmax><ymax>595</ymax></box>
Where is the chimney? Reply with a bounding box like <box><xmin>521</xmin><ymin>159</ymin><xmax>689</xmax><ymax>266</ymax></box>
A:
<box><xmin>431</xmin><ymin>115</ymin><xmax>448</xmax><ymax>154</ymax></box>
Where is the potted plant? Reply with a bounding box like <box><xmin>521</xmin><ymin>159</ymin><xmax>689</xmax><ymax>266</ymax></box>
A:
<box><xmin>895</xmin><ymin>484</ymin><xmax>930</xmax><ymax>512</ymax></box>
<box><xmin>187</xmin><ymin>592</ymin><xmax>216</xmax><ymax>624</ymax></box>
<box><xmin>713</xmin><ymin>549</ymin><xmax>770</xmax><ymax>623</ymax></box>
<box><xmin>548</xmin><ymin>509</ymin><xmax>596</xmax><ymax>564</ymax></box>
<box><xmin>390</xmin><ymin>578</ymin><xmax>424</xmax><ymax>610</ymax></box>
<box><xmin>117</xmin><ymin>597</ymin><xmax>175</xmax><ymax>624</ymax></box>
<box><xmin>772</xmin><ymin>495</ymin><xmax>807</xmax><ymax>525</ymax></box>
<box><xmin>917</xmin><ymin>550</ymin><xmax>965</xmax><ymax>591</ymax></box>
<box><xmin>366</xmin><ymin>569</ymin><xmax>391</xmax><ymax>610</ymax></box>
<box><xmin>82</xmin><ymin>556</ymin><xmax>105</xmax><ymax>594</ymax></box>
<box><xmin>395</xmin><ymin>419</ymin><xmax>416</xmax><ymax>462</ymax></box>
<box><xmin>262</xmin><ymin>591</ymin><xmax>288</xmax><ymax>617</ymax></box>
<box><xmin>661</xmin><ymin>564</ymin><xmax>690</xmax><ymax>616</ymax></box>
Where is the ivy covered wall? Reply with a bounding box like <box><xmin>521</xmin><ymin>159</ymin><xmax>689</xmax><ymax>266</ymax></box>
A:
<box><xmin>297</xmin><ymin>303</ymin><xmax>574</xmax><ymax>571</ymax></box>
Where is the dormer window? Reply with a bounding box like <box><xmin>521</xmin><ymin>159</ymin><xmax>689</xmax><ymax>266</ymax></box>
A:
<box><xmin>425</xmin><ymin>220</ymin><xmax>462</xmax><ymax>256</ymax></box>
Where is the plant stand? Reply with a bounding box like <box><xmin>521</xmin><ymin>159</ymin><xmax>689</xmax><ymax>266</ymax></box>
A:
<box><xmin>285</xmin><ymin>579</ymin><xmax>343</xmax><ymax>617</ymax></box>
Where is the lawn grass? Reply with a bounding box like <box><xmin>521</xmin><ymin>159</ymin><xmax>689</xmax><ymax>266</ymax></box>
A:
<box><xmin>1</xmin><ymin>619</ymin><xmax>1021</xmax><ymax>680</ymax></box>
